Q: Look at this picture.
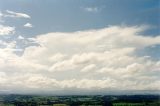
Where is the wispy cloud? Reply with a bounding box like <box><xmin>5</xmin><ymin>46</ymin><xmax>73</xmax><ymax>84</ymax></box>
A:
<box><xmin>0</xmin><ymin>12</ymin><xmax>2</xmax><ymax>17</ymax></box>
<box><xmin>0</xmin><ymin>12</ymin><xmax>4</xmax><ymax>23</ymax></box>
<box><xmin>24</xmin><ymin>23</ymin><xmax>33</xmax><ymax>28</ymax></box>
<box><xmin>4</xmin><ymin>10</ymin><xmax>31</xmax><ymax>19</ymax></box>
<box><xmin>84</xmin><ymin>7</ymin><xmax>99</xmax><ymax>12</ymax></box>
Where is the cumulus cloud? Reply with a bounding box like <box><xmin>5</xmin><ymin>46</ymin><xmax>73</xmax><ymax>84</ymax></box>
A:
<box><xmin>4</xmin><ymin>10</ymin><xmax>31</xmax><ymax>19</ymax></box>
<box><xmin>0</xmin><ymin>25</ymin><xmax>160</xmax><ymax>94</ymax></box>
<box><xmin>24</xmin><ymin>23</ymin><xmax>33</xmax><ymax>28</ymax></box>
<box><xmin>0</xmin><ymin>25</ymin><xmax>15</xmax><ymax>36</ymax></box>
<box><xmin>18</xmin><ymin>35</ymin><xmax>24</xmax><ymax>40</ymax></box>
<box><xmin>81</xmin><ymin>64</ymin><xmax>96</xmax><ymax>72</ymax></box>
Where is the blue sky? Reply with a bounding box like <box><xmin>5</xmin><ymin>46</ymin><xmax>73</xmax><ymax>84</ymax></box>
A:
<box><xmin>0</xmin><ymin>0</ymin><xmax>159</xmax><ymax>35</ymax></box>
<box><xmin>0</xmin><ymin>0</ymin><xmax>160</xmax><ymax>94</ymax></box>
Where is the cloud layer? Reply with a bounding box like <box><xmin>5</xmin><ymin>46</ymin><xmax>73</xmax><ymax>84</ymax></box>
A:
<box><xmin>0</xmin><ymin>25</ymin><xmax>160</xmax><ymax>94</ymax></box>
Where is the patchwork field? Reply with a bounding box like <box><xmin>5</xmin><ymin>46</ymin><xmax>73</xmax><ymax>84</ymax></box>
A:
<box><xmin>0</xmin><ymin>95</ymin><xmax>159</xmax><ymax>106</ymax></box>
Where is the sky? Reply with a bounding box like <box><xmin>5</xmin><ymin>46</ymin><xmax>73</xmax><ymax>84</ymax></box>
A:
<box><xmin>0</xmin><ymin>0</ymin><xmax>160</xmax><ymax>94</ymax></box>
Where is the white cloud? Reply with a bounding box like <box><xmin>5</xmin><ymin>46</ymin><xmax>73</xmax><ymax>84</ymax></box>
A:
<box><xmin>0</xmin><ymin>12</ymin><xmax>4</xmax><ymax>23</ymax></box>
<box><xmin>0</xmin><ymin>25</ymin><xmax>15</xmax><ymax>36</ymax></box>
<box><xmin>5</xmin><ymin>10</ymin><xmax>31</xmax><ymax>19</ymax></box>
<box><xmin>84</xmin><ymin>7</ymin><xmax>99</xmax><ymax>12</ymax></box>
<box><xmin>0</xmin><ymin>25</ymin><xmax>160</xmax><ymax>94</ymax></box>
<box><xmin>24</xmin><ymin>23</ymin><xmax>33</xmax><ymax>28</ymax></box>
<box><xmin>81</xmin><ymin>64</ymin><xmax>96</xmax><ymax>72</ymax></box>
<box><xmin>0</xmin><ymin>12</ymin><xmax>2</xmax><ymax>17</ymax></box>
<box><xmin>18</xmin><ymin>35</ymin><xmax>24</xmax><ymax>40</ymax></box>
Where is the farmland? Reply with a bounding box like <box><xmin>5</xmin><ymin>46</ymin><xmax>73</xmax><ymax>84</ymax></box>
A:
<box><xmin>0</xmin><ymin>95</ymin><xmax>159</xmax><ymax>106</ymax></box>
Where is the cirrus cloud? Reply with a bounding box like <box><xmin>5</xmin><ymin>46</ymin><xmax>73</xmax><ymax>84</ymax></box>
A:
<box><xmin>5</xmin><ymin>10</ymin><xmax>31</xmax><ymax>19</ymax></box>
<box><xmin>84</xmin><ymin>7</ymin><xmax>99</xmax><ymax>12</ymax></box>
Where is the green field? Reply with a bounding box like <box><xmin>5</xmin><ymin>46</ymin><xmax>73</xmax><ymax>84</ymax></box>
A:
<box><xmin>113</xmin><ymin>102</ymin><xmax>160</xmax><ymax>106</ymax></box>
<box><xmin>0</xmin><ymin>95</ymin><xmax>159</xmax><ymax>106</ymax></box>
